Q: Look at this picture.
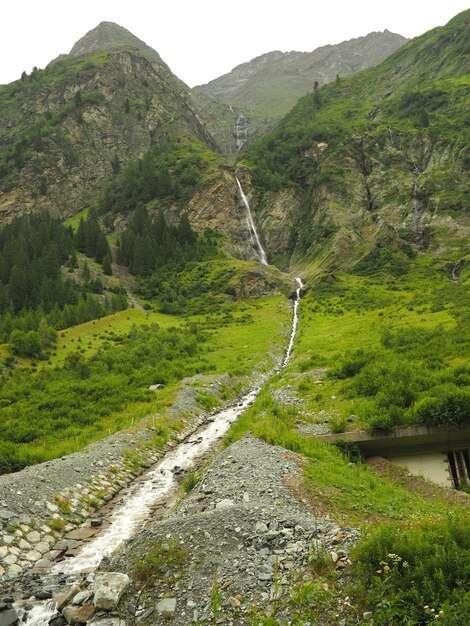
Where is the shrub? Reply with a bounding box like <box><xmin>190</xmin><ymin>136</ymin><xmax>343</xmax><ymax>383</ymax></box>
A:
<box><xmin>351</xmin><ymin>513</ymin><xmax>470</xmax><ymax>624</ymax></box>
<box><xmin>414</xmin><ymin>387</ymin><xmax>470</xmax><ymax>427</ymax></box>
<box><xmin>332</xmin><ymin>348</ymin><xmax>377</xmax><ymax>378</ymax></box>
<box><xmin>132</xmin><ymin>537</ymin><xmax>185</xmax><ymax>589</ymax></box>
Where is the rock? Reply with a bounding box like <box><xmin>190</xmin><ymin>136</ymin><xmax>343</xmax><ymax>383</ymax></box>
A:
<box><xmin>48</xmin><ymin>616</ymin><xmax>67</xmax><ymax>626</ymax></box>
<box><xmin>34</xmin><ymin>559</ymin><xmax>53</xmax><ymax>569</ymax></box>
<box><xmin>62</xmin><ymin>605</ymin><xmax>96</xmax><ymax>625</ymax></box>
<box><xmin>0</xmin><ymin>608</ymin><xmax>19</xmax><ymax>626</ymax></box>
<box><xmin>72</xmin><ymin>590</ymin><xmax>94</xmax><ymax>606</ymax></box>
<box><xmin>89</xmin><ymin>616</ymin><xmax>127</xmax><ymax>626</ymax></box>
<box><xmin>35</xmin><ymin>542</ymin><xmax>50</xmax><ymax>554</ymax></box>
<box><xmin>18</xmin><ymin>539</ymin><xmax>31</xmax><ymax>550</ymax></box>
<box><xmin>0</xmin><ymin>511</ymin><xmax>16</xmax><ymax>521</ymax></box>
<box><xmin>155</xmin><ymin>598</ymin><xmax>176</xmax><ymax>614</ymax></box>
<box><xmin>35</xmin><ymin>590</ymin><xmax>53</xmax><ymax>600</ymax></box>
<box><xmin>90</xmin><ymin>518</ymin><xmax>103</xmax><ymax>528</ymax></box>
<box><xmin>215</xmin><ymin>499</ymin><xmax>235</xmax><ymax>511</ymax></box>
<box><xmin>54</xmin><ymin>585</ymin><xmax>81</xmax><ymax>611</ymax></box>
<box><xmin>255</xmin><ymin>521</ymin><xmax>268</xmax><ymax>533</ymax></box>
<box><xmin>93</xmin><ymin>572</ymin><xmax>130</xmax><ymax>610</ymax></box>
<box><xmin>25</xmin><ymin>531</ymin><xmax>41</xmax><ymax>544</ymax></box>
<box><xmin>0</xmin><ymin>546</ymin><xmax>8</xmax><ymax>558</ymax></box>
<box><xmin>3</xmin><ymin>555</ymin><xmax>17</xmax><ymax>566</ymax></box>
<box><xmin>363</xmin><ymin>611</ymin><xmax>373</xmax><ymax>620</ymax></box>
<box><xmin>6</xmin><ymin>565</ymin><xmax>21</xmax><ymax>577</ymax></box>
<box><xmin>148</xmin><ymin>384</ymin><xmax>164</xmax><ymax>390</ymax></box>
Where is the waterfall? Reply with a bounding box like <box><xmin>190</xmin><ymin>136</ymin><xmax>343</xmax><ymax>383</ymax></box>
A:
<box><xmin>282</xmin><ymin>277</ymin><xmax>303</xmax><ymax>366</ymax></box>
<box><xmin>236</xmin><ymin>178</ymin><xmax>268</xmax><ymax>265</ymax></box>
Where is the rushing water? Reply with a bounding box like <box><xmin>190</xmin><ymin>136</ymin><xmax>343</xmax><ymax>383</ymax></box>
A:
<box><xmin>282</xmin><ymin>277</ymin><xmax>303</xmax><ymax>367</ymax></box>
<box><xmin>20</xmin><ymin>278</ymin><xmax>303</xmax><ymax>625</ymax></box>
<box><xmin>236</xmin><ymin>178</ymin><xmax>268</xmax><ymax>265</ymax></box>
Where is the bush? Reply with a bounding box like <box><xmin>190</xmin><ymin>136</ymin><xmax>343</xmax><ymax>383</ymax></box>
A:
<box><xmin>414</xmin><ymin>387</ymin><xmax>470</xmax><ymax>427</ymax></box>
<box><xmin>332</xmin><ymin>348</ymin><xmax>376</xmax><ymax>378</ymax></box>
<box><xmin>351</xmin><ymin>514</ymin><xmax>470</xmax><ymax>624</ymax></box>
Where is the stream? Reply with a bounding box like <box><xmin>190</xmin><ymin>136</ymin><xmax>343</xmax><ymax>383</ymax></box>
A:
<box><xmin>17</xmin><ymin>195</ymin><xmax>301</xmax><ymax>624</ymax></box>
<box><xmin>18</xmin><ymin>276</ymin><xmax>303</xmax><ymax>625</ymax></box>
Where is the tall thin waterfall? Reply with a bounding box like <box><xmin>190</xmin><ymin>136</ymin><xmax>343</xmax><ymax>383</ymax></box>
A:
<box><xmin>236</xmin><ymin>178</ymin><xmax>268</xmax><ymax>265</ymax></box>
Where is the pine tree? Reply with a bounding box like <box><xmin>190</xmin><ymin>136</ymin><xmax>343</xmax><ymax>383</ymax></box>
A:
<box><xmin>102</xmin><ymin>254</ymin><xmax>112</xmax><ymax>275</ymax></box>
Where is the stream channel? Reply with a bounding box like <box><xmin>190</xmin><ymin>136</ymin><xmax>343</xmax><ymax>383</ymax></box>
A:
<box><xmin>13</xmin><ymin>183</ymin><xmax>303</xmax><ymax>625</ymax></box>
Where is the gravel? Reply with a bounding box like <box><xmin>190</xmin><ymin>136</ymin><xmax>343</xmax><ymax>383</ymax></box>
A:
<box><xmin>106</xmin><ymin>436</ymin><xmax>360</xmax><ymax>625</ymax></box>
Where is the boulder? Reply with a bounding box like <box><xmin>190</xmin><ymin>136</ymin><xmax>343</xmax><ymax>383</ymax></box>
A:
<box><xmin>0</xmin><ymin>608</ymin><xmax>19</xmax><ymax>626</ymax></box>
<box><xmin>93</xmin><ymin>572</ymin><xmax>129</xmax><ymax>610</ymax></box>
<box><xmin>54</xmin><ymin>585</ymin><xmax>80</xmax><ymax>611</ymax></box>
<box><xmin>63</xmin><ymin>605</ymin><xmax>96</xmax><ymax>625</ymax></box>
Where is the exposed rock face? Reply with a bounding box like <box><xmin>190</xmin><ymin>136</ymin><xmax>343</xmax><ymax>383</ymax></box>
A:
<box><xmin>235</xmin><ymin>113</ymin><xmax>248</xmax><ymax>151</ymax></box>
<box><xmin>0</xmin><ymin>48</ymin><xmax>220</xmax><ymax>222</ymax></box>
<box><xmin>196</xmin><ymin>30</ymin><xmax>408</xmax><ymax>117</ymax></box>
<box><xmin>67</xmin><ymin>21</ymin><xmax>164</xmax><ymax>63</ymax></box>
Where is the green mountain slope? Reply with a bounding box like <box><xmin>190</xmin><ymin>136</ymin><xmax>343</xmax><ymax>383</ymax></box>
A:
<box><xmin>0</xmin><ymin>22</ymin><xmax>239</xmax><ymax>222</ymax></box>
<box><xmin>196</xmin><ymin>30</ymin><xmax>407</xmax><ymax>118</ymax></box>
<box><xmin>243</xmin><ymin>9</ymin><xmax>469</xmax><ymax>271</ymax></box>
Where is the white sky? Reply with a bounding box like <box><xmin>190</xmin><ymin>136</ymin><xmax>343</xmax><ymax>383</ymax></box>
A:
<box><xmin>1</xmin><ymin>1</ymin><xmax>468</xmax><ymax>87</ymax></box>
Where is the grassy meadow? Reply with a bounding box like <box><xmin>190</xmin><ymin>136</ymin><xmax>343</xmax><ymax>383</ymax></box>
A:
<box><xmin>0</xmin><ymin>291</ymin><xmax>291</xmax><ymax>474</ymax></box>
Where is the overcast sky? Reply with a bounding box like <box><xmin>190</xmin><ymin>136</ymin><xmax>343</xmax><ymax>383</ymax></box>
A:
<box><xmin>2</xmin><ymin>1</ymin><xmax>468</xmax><ymax>87</ymax></box>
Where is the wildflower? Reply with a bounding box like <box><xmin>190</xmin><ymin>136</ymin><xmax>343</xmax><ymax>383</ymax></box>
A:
<box><xmin>402</xmin><ymin>561</ymin><xmax>409</xmax><ymax>568</ymax></box>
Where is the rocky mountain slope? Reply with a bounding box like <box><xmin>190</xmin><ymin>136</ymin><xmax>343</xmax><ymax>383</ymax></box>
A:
<box><xmin>196</xmin><ymin>30</ymin><xmax>408</xmax><ymax>118</ymax></box>
<box><xmin>243</xmin><ymin>8</ymin><xmax>470</xmax><ymax>273</ymax></box>
<box><xmin>0</xmin><ymin>22</ymin><xmax>238</xmax><ymax>222</ymax></box>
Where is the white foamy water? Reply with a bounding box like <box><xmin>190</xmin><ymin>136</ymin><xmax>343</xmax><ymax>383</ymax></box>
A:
<box><xmin>53</xmin><ymin>386</ymin><xmax>262</xmax><ymax>575</ymax></box>
<box><xmin>282</xmin><ymin>277</ymin><xmax>303</xmax><ymax>367</ymax></box>
<box><xmin>17</xmin><ymin>601</ymin><xmax>57</xmax><ymax>626</ymax></box>
<box><xmin>236</xmin><ymin>178</ymin><xmax>268</xmax><ymax>265</ymax></box>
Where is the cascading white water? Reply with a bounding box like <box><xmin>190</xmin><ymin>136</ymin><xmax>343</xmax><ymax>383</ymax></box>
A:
<box><xmin>20</xmin><ymin>277</ymin><xmax>303</xmax><ymax>625</ymax></box>
<box><xmin>236</xmin><ymin>178</ymin><xmax>268</xmax><ymax>265</ymax></box>
<box><xmin>282</xmin><ymin>277</ymin><xmax>303</xmax><ymax>367</ymax></box>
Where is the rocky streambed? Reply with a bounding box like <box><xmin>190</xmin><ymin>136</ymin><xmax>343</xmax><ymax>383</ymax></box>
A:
<box><xmin>1</xmin><ymin>437</ymin><xmax>359</xmax><ymax>626</ymax></box>
<box><xmin>0</xmin><ymin>373</ymin><xmax>252</xmax><ymax>582</ymax></box>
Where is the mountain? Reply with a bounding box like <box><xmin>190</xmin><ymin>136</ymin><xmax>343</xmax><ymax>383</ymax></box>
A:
<box><xmin>242</xmin><ymin>9</ymin><xmax>469</xmax><ymax>273</ymax></box>
<box><xmin>0</xmin><ymin>22</ymin><xmax>239</xmax><ymax>222</ymax></box>
<box><xmin>196</xmin><ymin>30</ymin><xmax>408</xmax><ymax>118</ymax></box>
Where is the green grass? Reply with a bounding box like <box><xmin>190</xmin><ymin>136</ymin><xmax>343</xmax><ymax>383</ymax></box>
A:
<box><xmin>64</xmin><ymin>207</ymin><xmax>90</xmax><ymax>232</ymax></box>
<box><xmin>51</xmin><ymin>307</ymin><xmax>181</xmax><ymax>366</ymax></box>
<box><xmin>282</xmin><ymin>256</ymin><xmax>469</xmax><ymax>431</ymax></box>
<box><xmin>0</xmin><ymin>292</ymin><xmax>290</xmax><ymax>474</ymax></box>
<box><xmin>224</xmin><ymin>390</ymin><xmax>462</xmax><ymax>525</ymax></box>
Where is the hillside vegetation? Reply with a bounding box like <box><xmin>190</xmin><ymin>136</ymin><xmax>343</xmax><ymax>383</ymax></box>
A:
<box><xmin>245</xmin><ymin>9</ymin><xmax>469</xmax><ymax>269</ymax></box>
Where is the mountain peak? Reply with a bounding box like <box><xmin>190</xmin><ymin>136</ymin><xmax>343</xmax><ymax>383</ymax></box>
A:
<box><xmin>68</xmin><ymin>21</ymin><xmax>163</xmax><ymax>64</ymax></box>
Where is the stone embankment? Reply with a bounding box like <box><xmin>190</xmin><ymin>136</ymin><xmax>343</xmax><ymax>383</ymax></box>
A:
<box><xmin>0</xmin><ymin>373</ymin><xmax>242</xmax><ymax>581</ymax></box>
